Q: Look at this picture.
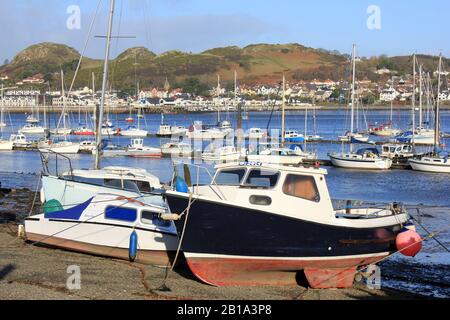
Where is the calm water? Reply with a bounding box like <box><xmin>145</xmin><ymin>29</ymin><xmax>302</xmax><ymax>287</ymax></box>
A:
<box><xmin>1</xmin><ymin>110</ymin><xmax>449</xmax><ymax>298</ymax></box>
<box><xmin>1</xmin><ymin>109</ymin><xmax>450</xmax><ymax>206</ymax></box>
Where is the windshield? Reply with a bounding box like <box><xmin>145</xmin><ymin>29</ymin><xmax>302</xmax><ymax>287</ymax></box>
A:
<box><xmin>214</xmin><ymin>169</ymin><xmax>246</xmax><ymax>186</ymax></box>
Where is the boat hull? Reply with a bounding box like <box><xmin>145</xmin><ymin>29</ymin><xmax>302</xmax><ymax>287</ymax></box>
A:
<box><xmin>329</xmin><ymin>154</ymin><xmax>392</xmax><ymax>170</ymax></box>
<box><xmin>409</xmin><ymin>158</ymin><xmax>450</xmax><ymax>173</ymax></box>
<box><xmin>25</xmin><ymin>218</ymin><xmax>178</xmax><ymax>267</ymax></box>
<box><xmin>165</xmin><ymin>192</ymin><xmax>401</xmax><ymax>288</ymax></box>
<box><xmin>0</xmin><ymin>140</ymin><xmax>13</xmax><ymax>151</ymax></box>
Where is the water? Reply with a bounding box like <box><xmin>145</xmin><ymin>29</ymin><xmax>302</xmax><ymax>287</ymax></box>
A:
<box><xmin>0</xmin><ymin>109</ymin><xmax>449</xmax><ymax>298</ymax></box>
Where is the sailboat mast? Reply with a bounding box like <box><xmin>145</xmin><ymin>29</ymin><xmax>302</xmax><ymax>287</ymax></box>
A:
<box><xmin>235</xmin><ymin>70</ymin><xmax>243</xmax><ymax>151</ymax></box>
<box><xmin>350</xmin><ymin>44</ymin><xmax>356</xmax><ymax>153</ymax></box>
<box><xmin>281</xmin><ymin>74</ymin><xmax>286</xmax><ymax>147</ymax></box>
<box><xmin>217</xmin><ymin>74</ymin><xmax>221</xmax><ymax>124</ymax></box>
<box><xmin>435</xmin><ymin>54</ymin><xmax>442</xmax><ymax>155</ymax></box>
<box><xmin>61</xmin><ymin>70</ymin><xmax>66</xmax><ymax>131</ymax></box>
<box><xmin>419</xmin><ymin>64</ymin><xmax>423</xmax><ymax>129</ymax></box>
<box><xmin>95</xmin><ymin>0</ymin><xmax>115</xmax><ymax>170</ymax></box>
<box><xmin>390</xmin><ymin>77</ymin><xmax>394</xmax><ymax>124</ymax></box>
<box><xmin>412</xmin><ymin>54</ymin><xmax>416</xmax><ymax>147</ymax></box>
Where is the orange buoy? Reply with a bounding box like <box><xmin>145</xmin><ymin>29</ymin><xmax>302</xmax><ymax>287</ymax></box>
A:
<box><xmin>396</xmin><ymin>229</ymin><xmax>422</xmax><ymax>257</ymax></box>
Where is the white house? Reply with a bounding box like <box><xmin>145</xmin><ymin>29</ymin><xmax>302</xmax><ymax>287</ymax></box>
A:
<box><xmin>380</xmin><ymin>87</ymin><xmax>399</xmax><ymax>102</ymax></box>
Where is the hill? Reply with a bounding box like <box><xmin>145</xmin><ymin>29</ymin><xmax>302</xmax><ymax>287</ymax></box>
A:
<box><xmin>0</xmin><ymin>42</ymin><xmax>448</xmax><ymax>93</ymax></box>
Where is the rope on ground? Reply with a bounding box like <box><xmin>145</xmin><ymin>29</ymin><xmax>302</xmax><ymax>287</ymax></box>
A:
<box><xmin>28</xmin><ymin>173</ymin><xmax>42</xmax><ymax>217</ymax></box>
<box><xmin>154</xmin><ymin>192</ymin><xmax>195</xmax><ymax>292</ymax></box>
<box><xmin>410</xmin><ymin>209</ymin><xmax>450</xmax><ymax>253</ymax></box>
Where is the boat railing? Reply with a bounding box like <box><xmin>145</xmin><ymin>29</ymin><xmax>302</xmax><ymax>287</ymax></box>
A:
<box><xmin>333</xmin><ymin>199</ymin><xmax>405</xmax><ymax>218</ymax></box>
<box><xmin>175</xmin><ymin>162</ymin><xmax>227</xmax><ymax>200</ymax></box>
<box><xmin>39</xmin><ymin>150</ymin><xmax>74</xmax><ymax>179</ymax></box>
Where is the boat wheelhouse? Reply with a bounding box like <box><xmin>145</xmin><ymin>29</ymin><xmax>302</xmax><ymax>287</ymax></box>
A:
<box><xmin>164</xmin><ymin>162</ymin><xmax>413</xmax><ymax>289</ymax></box>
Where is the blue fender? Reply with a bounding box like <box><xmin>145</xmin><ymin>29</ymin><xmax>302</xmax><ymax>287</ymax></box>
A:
<box><xmin>129</xmin><ymin>230</ymin><xmax>138</xmax><ymax>262</ymax></box>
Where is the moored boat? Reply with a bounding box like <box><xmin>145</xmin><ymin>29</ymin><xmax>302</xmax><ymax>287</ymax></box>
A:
<box><xmin>164</xmin><ymin>162</ymin><xmax>417</xmax><ymax>288</ymax></box>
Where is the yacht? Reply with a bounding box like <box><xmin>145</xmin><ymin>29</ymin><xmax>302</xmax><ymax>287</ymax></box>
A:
<box><xmin>164</xmin><ymin>162</ymin><xmax>417</xmax><ymax>288</ymax></box>
<box><xmin>38</xmin><ymin>139</ymin><xmax>80</xmax><ymax>154</ymax></box>
<box><xmin>120</xmin><ymin>125</ymin><xmax>148</xmax><ymax>138</ymax></box>
<box><xmin>370</xmin><ymin>123</ymin><xmax>402</xmax><ymax>137</ymax></box>
<box><xmin>392</xmin><ymin>129</ymin><xmax>435</xmax><ymax>145</ymax></box>
<box><xmin>73</xmin><ymin>126</ymin><xmax>95</xmax><ymax>136</ymax></box>
<box><xmin>126</xmin><ymin>138</ymin><xmax>162</xmax><ymax>158</ymax></box>
<box><xmin>202</xmin><ymin>145</ymin><xmax>243</xmax><ymax>162</ymax></box>
<box><xmin>161</xmin><ymin>141</ymin><xmax>193</xmax><ymax>157</ymax></box>
<box><xmin>329</xmin><ymin>147</ymin><xmax>393</xmax><ymax>170</ymax></box>
<box><xmin>247</xmin><ymin>143</ymin><xmax>312</xmax><ymax>165</ymax></box>
<box><xmin>79</xmin><ymin>140</ymin><xmax>97</xmax><ymax>153</ymax></box>
<box><xmin>187</xmin><ymin>122</ymin><xmax>228</xmax><ymax>140</ymax></box>
<box><xmin>19</xmin><ymin>123</ymin><xmax>46</xmax><ymax>135</ymax></box>
<box><xmin>329</xmin><ymin>45</ymin><xmax>391</xmax><ymax>170</ymax></box>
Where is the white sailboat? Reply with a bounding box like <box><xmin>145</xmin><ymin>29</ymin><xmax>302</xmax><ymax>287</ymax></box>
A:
<box><xmin>329</xmin><ymin>45</ymin><xmax>392</xmax><ymax>170</ymax></box>
<box><xmin>248</xmin><ymin>75</ymin><xmax>315</xmax><ymax>165</ymax></box>
<box><xmin>409</xmin><ymin>54</ymin><xmax>450</xmax><ymax>173</ymax></box>
<box><xmin>25</xmin><ymin>0</ymin><xmax>179</xmax><ymax>266</ymax></box>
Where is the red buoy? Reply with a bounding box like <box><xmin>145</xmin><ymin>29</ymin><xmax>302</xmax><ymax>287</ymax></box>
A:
<box><xmin>396</xmin><ymin>229</ymin><xmax>422</xmax><ymax>257</ymax></box>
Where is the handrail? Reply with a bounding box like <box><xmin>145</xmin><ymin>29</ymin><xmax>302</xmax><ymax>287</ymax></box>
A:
<box><xmin>38</xmin><ymin>149</ymin><xmax>74</xmax><ymax>178</ymax></box>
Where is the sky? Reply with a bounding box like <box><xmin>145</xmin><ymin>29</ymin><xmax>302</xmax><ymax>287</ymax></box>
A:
<box><xmin>0</xmin><ymin>0</ymin><xmax>449</xmax><ymax>63</ymax></box>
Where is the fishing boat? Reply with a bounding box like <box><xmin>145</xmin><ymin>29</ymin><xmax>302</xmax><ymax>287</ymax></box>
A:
<box><xmin>164</xmin><ymin>162</ymin><xmax>418</xmax><ymax>288</ymax></box>
<box><xmin>9</xmin><ymin>134</ymin><xmax>32</xmax><ymax>148</ymax></box>
<box><xmin>284</xmin><ymin>130</ymin><xmax>305</xmax><ymax>143</ymax></box>
<box><xmin>25</xmin><ymin>0</ymin><xmax>179</xmax><ymax>266</ymax></box>
<box><xmin>381</xmin><ymin>144</ymin><xmax>415</xmax><ymax>161</ymax></box>
<box><xmin>161</xmin><ymin>141</ymin><xmax>193</xmax><ymax>157</ymax></box>
<box><xmin>126</xmin><ymin>138</ymin><xmax>162</xmax><ymax>158</ymax></box>
<box><xmin>409</xmin><ymin>54</ymin><xmax>450</xmax><ymax>173</ymax></box>
<box><xmin>25</xmin><ymin>192</ymin><xmax>178</xmax><ymax>266</ymax></box>
<box><xmin>329</xmin><ymin>45</ymin><xmax>392</xmax><ymax>170</ymax></box>
<box><xmin>157</xmin><ymin>124</ymin><xmax>187</xmax><ymax>138</ymax></box>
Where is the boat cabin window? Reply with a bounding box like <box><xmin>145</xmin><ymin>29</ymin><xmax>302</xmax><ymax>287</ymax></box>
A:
<box><xmin>214</xmin><ymin>169</ymin><xmax>246</xmax><ymax>186</ymax></box>
<box><xmin>244</xmin><ymin>169</ymin><xmax>280</xmax><ymax>188</ymax></box>
<box><xmin>105</xmin><ymin>206</ymin><xmax>137</xmax><ymax>222</ymax></box>
<box><xmin>249</xmin><ymin>195</ymin><xmax>272</xmax><ymax>206</ymax></box>
<box><xmin>122</xmin><ymin>180</ymin><xmax>140</xmax><ymax>192</ymax></box>
<box><xmin>134</xmin><ymin>180</ymin><xmax>152</xmax><ymax>193</ymax></box>
<box><xmin>141</xmin><ymin>211</ymin><xmax>171</xmax><ymax>228</ymax></box>
<box><xmin>104</xmin><ymin>179</ymin><xmax>123</xmax><ymax>189</ymax></box>
<box><xmin>282</xmin><ymin>174</ymin><xmax>320</xmax><ymax>203</ymax></box>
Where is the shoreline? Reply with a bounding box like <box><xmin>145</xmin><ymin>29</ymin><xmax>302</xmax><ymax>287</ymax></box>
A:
<box><xmin>2</xmin><ymin>104</ymin><xmax>450</xmax><ymax>114</ymax></box>
<box><xmin>0</xmin><ymin>187</ymin><xmax>446</xmax><ymax>300</ymax></box>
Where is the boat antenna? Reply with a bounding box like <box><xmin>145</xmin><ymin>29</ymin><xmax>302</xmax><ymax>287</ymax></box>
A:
<box><xmin>95</xmin><ymin>0</ymin><xmax>115</xmax><ymax>170</ymax></box>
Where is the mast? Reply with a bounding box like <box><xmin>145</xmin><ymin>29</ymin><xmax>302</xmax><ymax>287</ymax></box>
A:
<box><xmin>281</xmin><ymin>74</ymin><xmax>286</xmax><ymax>147</ymax></box>
<box><xmin>412</xmin><ymin>54</ymin><xmax>416</xmax><ymax>148</ymax></box>
<box><xmin>61</xmin><ymin>70</ymin><xmax>66</xmax><ymax>132</ymax></box>
<box><xmin>235</xmin><ymin>70</ymin><xmax>243</xmax><ymax>151</ymax></box>
<box><xmin>435</xmin><ymin>54</ymin><xmax>442</xmax><ymax>156</ymax></box>
<box><xmin>95</xmin><ymin>0</ymin><xmax>115</xmax><ymax>170</ymax></box>
<box><xmin>426</xmin><ymin>72</ymin><xmax>431</xmax><ymax>127</ymax></box>
<box><xmin>350</xmin><ymin>44</ymin><xmax>356</xmax><ymax>153</ymax></box>
<box><xmin>217</xmin><ymin>74</ymin><xmax>221</xmax><ymax>124</ymax></box>
<box><xmin>390</xmin><ymin>77</ymin><xmax>394</xmax><ymax>124</ymax></box>
<box><xmin>91</xmin><ymin>72</ymin><xmax>95</xmax><ymax>126</ymax></box>
<box><xmin>419</xmin><ymin>64</ymin><xmax>423</xmax><ymax>130</ymax></box>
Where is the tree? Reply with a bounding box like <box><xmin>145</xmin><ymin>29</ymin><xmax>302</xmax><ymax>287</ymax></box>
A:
<box><xmin>176</xmin><ymin>77</ymin><xmax>210</xmax><ymax>97</ymax></box>
<box><xmin>3</xmin><ymin>59</ymin><xmax>9</xmax><ymax>66</ymax></box>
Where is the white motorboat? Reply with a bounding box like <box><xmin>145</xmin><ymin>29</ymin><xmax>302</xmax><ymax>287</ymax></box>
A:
<box><xmin>157</xmin><ymin>125</ymin><xmax>187</xmax><ymax>138</ymax></box>
<box><xmin>187</xmin><ymin>122</ymin><xmax>227</xmax><ymax>140</ymax></box>
<box><xmin>50</xmin><ymin>127</ymin><xmax>73</xmax><ymax>136</ymax></box>
<box><xmin>38</xmin><ymin>139</ymin><xmax>80</xmax><ymax>154</ymax></box>
<box><xmin>126</xmin><ymin>138</ymin><xmax>162</xmax><ymax>158</ymax></box>
<box><xmin>329</xmin><ymin>148</ymin><xmax>393</xmax><ymax>170</ymax></box>
<box><xmin>120</xmin><ymin>125</ymin><xmax>148</xmax><ymax>137</ymax></box>
<box><xmin>9</xmin><ymin>134</ymin><xmax>32</xmax><ymax>148</ymax></box>
<box><xmin>338</xmin><ymin>132</ymin><xmax>370</xmax><ymax>143</ymax></box>
<box><xmin>79</xmin><ymin>140</ymin><xmax>97</xmax><ymax>153</ymax></box>
<box><xmin>161</xmin><ymin>141</ymin><xmax>193</xmax><ymax>157</ymax></box>
<box><xmin>409</xmin><ymin>156</ymin><xmax>450</xmax><ymax>173</ymax></box>
<box><xmin>247</xmin><ymin>144</ymin><xmax>308</xmax><ymax>165</ymax></box>
<box><xmin>25</xmin><ymin>192</ymin><xmax>178</xmax><ymax>266</ymax></box>
<box><xmin>246</xmin><ymin>128</ymin><xmax>266</xmax><ymax>140</ymax></box>
<box><xmin>381</xmin><ymin>144</ymin><xmax>415</xmax><ymax>160</ymax></box>
<box><xmin>164</xmin><ymin>162</ymin><xmax>417</xmax><ymax>288</ymax></box>
<box><xmin>202</xmin><ymin>145</ymin><xmax>243</xmax><ymax>162</ymax></box>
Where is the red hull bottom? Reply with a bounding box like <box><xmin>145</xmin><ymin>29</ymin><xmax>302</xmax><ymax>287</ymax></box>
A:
<box><xmin>74</xmin><ymin>132</ymin><xmax>95</xmax><ymax>136</ymax></box>
<box><xmin>186</xmin><ymin>254</ymin><xmax>388</xmax><ymax>289</ymax></box>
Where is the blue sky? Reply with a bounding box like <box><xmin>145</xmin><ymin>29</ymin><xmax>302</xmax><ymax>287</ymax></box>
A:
<box><xmin>1</xmin><ymin>0</ymin><xmax>448</xmax><ymax>63</ymax></box>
